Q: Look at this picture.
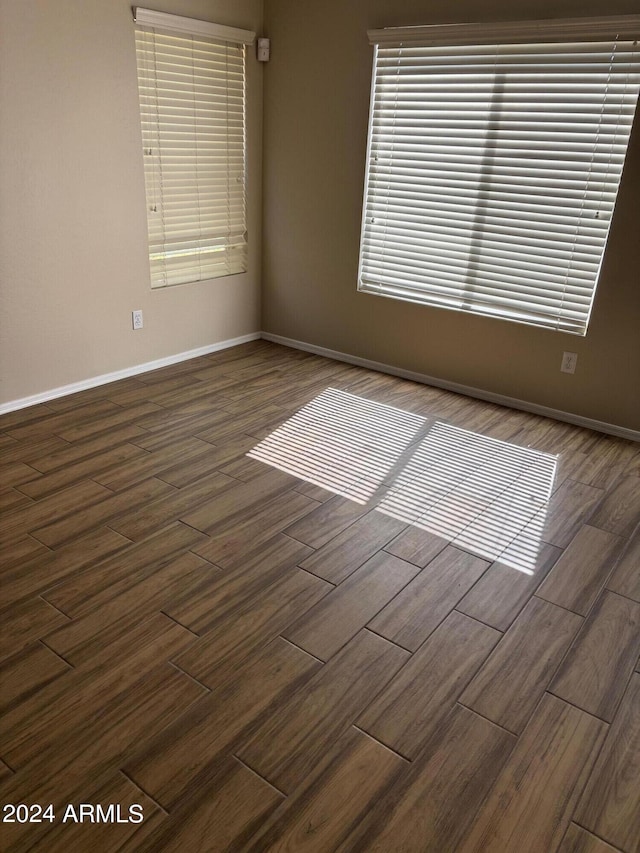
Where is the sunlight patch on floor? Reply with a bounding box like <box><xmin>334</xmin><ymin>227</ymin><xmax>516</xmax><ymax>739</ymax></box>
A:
<box><xmin>247</xmin><ymin>388</ymin><xmax>426</xmax><ymax>503</ymax></box>
<box><xmin>248</xmin><ymin>388</ymin><xmax>557</xmax><ymax>573</ymax></box>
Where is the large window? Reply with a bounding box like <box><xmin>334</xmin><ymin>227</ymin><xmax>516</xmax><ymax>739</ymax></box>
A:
<box><xmin>134</xmin><ymin>8</ymin><xmax>255</xmax><ymax>288</ymax></box>
<box><xmin>359</xmin><ymin>17</ymin><xmax>640</xmax><ymax>334</ymax></box>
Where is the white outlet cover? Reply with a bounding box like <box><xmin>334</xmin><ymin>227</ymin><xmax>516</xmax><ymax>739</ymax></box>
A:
<box><xmin>132</xmin><ymin>310</ymin><xmax>144</xmax><ymax>330</ymax></box>
<box><xmin>561</xmin><ymin>351</ymin><xmax>577</xmax><ymax>374</ymax></box>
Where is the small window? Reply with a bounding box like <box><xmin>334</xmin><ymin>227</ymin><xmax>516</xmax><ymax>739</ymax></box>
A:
<box><xmin>134</xmin><ymin>8</ymin><xmax>254</xmax><ymax>288</ymax></box>
<box><xmin>359</xmin><ymin>17</ymin><xmax>640</xmax><ymax>334</ymax></box>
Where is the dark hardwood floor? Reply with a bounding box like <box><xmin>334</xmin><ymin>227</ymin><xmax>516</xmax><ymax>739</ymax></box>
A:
<box><xmin>1</xmin><ymin>340</ymin><xmax>639</xmax><ymax>852</ymax></box>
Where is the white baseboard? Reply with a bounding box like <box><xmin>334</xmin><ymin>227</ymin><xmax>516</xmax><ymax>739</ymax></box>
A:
<box><xmin>261</xmin><ymin>332</ymin><xmax>640</xmax><ymax>443</ymax></box>
<box><xmin>4</xmin><ymin>328</ymin><xmax>638</xmax><ymax>442</ymax></box>
<box><xmin>0</xmin><ymin>332</ymin><xmax>261</xmax><ymax>415</ymax></box>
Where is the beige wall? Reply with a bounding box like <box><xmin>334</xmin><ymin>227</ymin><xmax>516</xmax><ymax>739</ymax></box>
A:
<box><xmin>261</xmin><ymin>0</ymin><xmax>640</xmax><ymax>431</ymax></box>
<box><xmin>0</xmin><ymin>0</ymin><xmax>263</xmax><ymax>406</ymax></box>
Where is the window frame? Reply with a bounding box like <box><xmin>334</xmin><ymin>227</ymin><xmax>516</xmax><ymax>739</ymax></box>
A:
<box><xmin>133</xmin><ymin>7</ymin><xmax>255</xmax><ymax>289</ymax></box>
<box><xmin>358</xmin><ymin>16</ymin><xmax>640</xmax><ymax>335</ymax></box>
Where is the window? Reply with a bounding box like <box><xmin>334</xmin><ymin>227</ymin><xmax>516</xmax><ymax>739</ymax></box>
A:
<box><xmin>133</xmin><ymin>8</ymin><xmax>255</xmax><ymax>288</ymax></box>
<box><xmin>359</xmin><ymin>17</ymin><xmax>640</xmax><ymax>334</ymax></box>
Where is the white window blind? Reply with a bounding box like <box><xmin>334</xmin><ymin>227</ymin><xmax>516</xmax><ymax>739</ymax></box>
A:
<box><xmin>134</xmin><ymin>9</ymin><xmax>254</xmax><ymax>288</ymax></box>
<box><xmin>359</xmin><ymin>17</ymin><xmax>640</xmax><ymax>334</ymax></box>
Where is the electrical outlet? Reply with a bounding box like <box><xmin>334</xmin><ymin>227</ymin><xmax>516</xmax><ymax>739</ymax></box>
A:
<box><xmin>561</xmin><ymin>351</ymin><xmax>577</xmax><ymax>374</ymax></box>
<box><xmin>132</xmin><ymin>310</ymin><xmax>143</xmax><ymax>330</ymax></box>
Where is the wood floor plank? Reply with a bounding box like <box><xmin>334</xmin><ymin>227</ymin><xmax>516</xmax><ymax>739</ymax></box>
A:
<box><xmin>170</xmin><ymin>533</ymin><xmax>313</xmax><ymax>635</ymax></box>
<box><xmin>176</xmin><ymin>468</ymin><xmax>299</xmax><ymax>538</ymax></box>
<box><xmin>551</xmin><ymin>590</ymin><xmax>640</xmax><ymax>721</ymax></box>
<box><xmin>43</xmin><ymin>521</ymin><xmax>208</xmax><ymax>617</ymax></box>
<box><xmin>294</xmin><ymin>479</ymin><xmax>337</xmax><ymax>502</ymax></box>
<box><xmin>151</xmin><ymin>374</ymin><xmax>239</xmax><ymax>409</ymax></box>
<box><xmin>383</xmin><ymin>523</ymin><xmax>449</xmax><ymax>567</ymax></box>
<box><xmin>284</xmin><ymin>494</ymin><xmax>375</xmax><ymax>549</ymax></box>
<box><xmin>220</xmin><ymin>373</ymin><xmax>325</xmax><ymax>414</ymax></box>
<box><xmin>0</xmin><ymin>479</ymin><xmax>111</xmax><ymax>545</ymax></box>
<box><xmin>284</xmin><ymin>551</ymin><xmax>420</xmax><ymax>660</ymax></box>
<box><xmin>0</xmin><ymin>462</ymin><xmax>41</xmax><ymax>489</ymax></box>
<box><xmin>343</xmin><ymin>372</ymin><xmax>436</xmax><ymax>413</ymax></box>
<box><xmin>298</xmin><ymin>510</ymin><xmax>406</xmax><ymax>584</ymax></box>
<box><xmin>0</xmin><ymin>536</ymin><xmax>48</xmax><ymax>575</ymax></box>
<box><xmin>124</xmin><ymin>637</ymin><xmax>321</xmax><ymax>809</ymax></box>
<box><xmin>188</xmin><ymin>489</ymin><xmax>320</xmax><ymax>569</ymax></box>
<box><xmin>0</xmin><ymin>402</ymin><xmax>58</xmax><ymax>432</ymax></box>
<box><xmin>156</xmin><ymin>433</ymin><xmax>258</xmax><ymax>488</ymax></box>
<box><xmin>0</xmin><ymin>665</ymin><xmax>206</xmax><ymax>847</ymax></box>
<box><xmin>525</xmin><ymin>420</ymin><xmax>600</xmax><ymax>456</ymax></box>
<box><xmin>194</xmin><ymin>402</ymin><xmax>288</xmax><ymax>444</ymax></box>
<box><xmin>244</xmin><ymin>727</ymin><xmax>406</xmax><ymax>853</ymax></box>
<box><xmin>0</xmin><ymin>642</ymin><xmax>71</xmax><ymax>714</ymax></box>
<box><xmin>41</xmin><ymin>376</ymin><xmax>147</xmax><ymax>410</ymax></box>
<box><xmin>50</xmin><ymin>610</ymin><xmax>199</xmax><ymax>671</ymax></box>
<box><xmin>5</xmin><ymin>399</ymin><xmax>123</xmax><ymax>442</ymax></box>
<box><xmin>149</xmin><ymin>392</ymin><xmax>241</xmax><ymax>423</ymax></box>
<box><xmin>557</xmin><ymin>825</ymin><xmax>621</xmax><ymax>853</ymax></box>
<box><xmin>55</xmin><ymin>401</ymin><xmax>162</xmax><ymax>442</ymax></box>
<box><xmin>106</xmin><ymin>471</ymin><xmax>237</xmax><ymax>542</ymax></box>
<box><xmin>537</xmin><ymin>525</ymin><xmax>623</xmax><ymax>615</ymax></box>
<box><xmin>28</xmin><ymin>424</ymin><xmax>148</xmax><ymax>472</ymax></box>
<box><xmin>91</xmin><ymin>435</ymin><xmax>210</xmax><ymax>491</ymax></box>
<box><xmin>42</xmin><ymin>553</ymin><xmax>212</xmax><ymax>666</ymax></box>
<box><xmin>537</xmin><ymin>479</ymin><xmax>604</xmax><ymax>548</ymax></box>
<box><xmin>129</xmin><ymin>407</ymin><xmax>230</xmax><ymax>446</ymax></box>
<box><xmin>32</xmin><ymin>477</ymin><xmax>175</xmax><ymax>548</ymax></box>
<box><xmin>606</xmin><ymin>524</ymin><xmax>640</xmax><ymax>601</ymax></box>
<box><xmin>270</xmin><ymin>382</ymin><xmax>362</xmax><ymax>418</ymax></box>
<box><xmin>13</xmin><ymin>340</ymin><xmax>145</xmax><ymax>396</ymax></box>
<box><xmin>125</xmin><ymin>757</ymin><xmax>283</xmax><ymax>853</ymax></box>
<box><xmin>0</xmin><ymin>488</ymin><xmax>34</xmax><ymax>512</ymax></box>
<box><xmin>368</xmin><ymin>546</ymin><xmax>490</xmax><ymax>651</ymax></box>
<box><xmin>16</xmin><ymin>443</ymin><xmax>148</xmax><ymax>499</ymax></box>
<box><xmin>21</xmin><ymin>772</ymin><xmax>164</xmax><ymax>853</ymax></box>
<box><xmin>460</xmin><ymin>597</ymin><xmax>583</xmax><ymax>734</ymax></box>
<box><xmin>347</xmin><ymin>705</ymin><xmax>516</xmax><ymax>853</ymax></box>
<box><xmin>0</xmin><ymin>435</ymin><xmax>70</xmax><ymax>466</ymax></box>
<box><xmin>195</xmin><ymin>356</ymin><xmax>280</xmax><ymax>385</ymax></box>
<box><xmin>230</xmin><ymin>360</ymin><xmax>308</xmax><ymax>383</ymax></box>
<box><xmin>218</xmin><ymin>452</ymin><xmax>290</xmax><ymax>482</ymax></box>
<box><xmin>358</xmin><ymin>610</ymin><xmax>500</xmax><ymax>758</ymax></box>
<box><xmin>236</xmin><ymin>630</ymin><xmax>409</xmax><ymax>793</ymax></box>
<box><xmin>557</xmin><ymin>438</ymin><xmax>638</xmax><ymax>492</ymax></box>
<box><xmin>0</xmin><ymin>598</ymin><xmax>69</xmax><ymax>661</ymax></box>
<box><xmin>458</xmin><ymin>693</ymin><xmax>607</xmax><ymax>853</ymax></box>
<box><xmin>0</xmin><ymin>527</ymin><xmax>130</xmax><ymax>610</ymax></box>
<box><xmin>135</xmin><ymin>353</ymin><xmax>237</xmax><ymax>384</ymax></box>
<box><xmin>0</xmin><ymin>613</ymin><xmax>199</xmax><ymax>760</ymax></box>
<box><xmin>575</xmin><ymin>673</ymin><xmax>640</xmax><ymax>853</ymax></box>
<box><xmin>105</xmin><ymin>372</ymin><xmax>204</xmax><ymax>406</ymax></box>
<box><xmin>191</xmin><ymin>354</ymin><xmax>272</xmax><ymax>382</ymax></box>
<box><xmin>589</xmin><ymin>474</ymin><xmax>640</xmax><ymax>538</ymax></box>
<box><xmin>457</xmin><ymin>541</ymin><xmax>561</xmax><ymax>631</ymax></box>
<box><xmin>174</xmin><ymin>568</ymin><xmax>332</xmax><ymax>687</ymax></box>
<box><xmin>1</xmin><ymin>616</ymin><xmax>201</xmax><ymax>769</ymax></box>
